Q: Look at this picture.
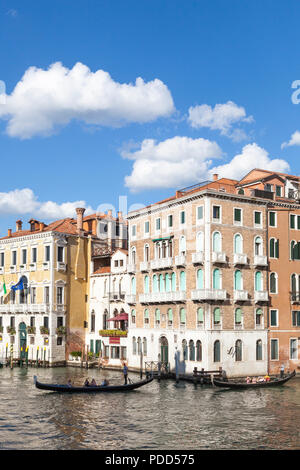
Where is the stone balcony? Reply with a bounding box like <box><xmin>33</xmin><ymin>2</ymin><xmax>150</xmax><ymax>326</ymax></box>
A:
<box><xmin>127</xmin><ymin>263</ymin><xmax>136</xmax><ymax>274</ymax></box>
<box><xmin>0</xmin><ymin>303</ymin><xmax>51</xmax><ymax>313</ymax></box>
<box><xmin>140</xmin><ymin>261</ymin><xmax>150</xmax><ymax>272</ymax></box>
<box><xmin>175</xmin><ymin>255</ymin><xmax>186</xmax><ymax>267</ymax></box>
<box><xmin>139</xmin><ymin>291</ymin><xmax>186</xmax><ymax>304</ymax></box>
<box><xmin>254</xmin><ymin>291</ymin><xmax>269</xmax><ymax>303</ymax></box>
<box><xmin>192</xmin><ymin>251</ymin><xmax>204</xmax><ymax>264</ymax></box>
<box><xmin>212</xmin><ymin>252</ymin><xmax>227</xmax><ymax>264</ymax></box>
<box><xmin>254</xmin><ymin>255</ymin><xmax>268</xmax><ymax>267</ymax></box>
<box><xmin>191</xmin><ymin>288</ymin><xmax>227</xmax><ymax>301</ymax></box>
<box><xmin>150</xmin><ymin>257</ymin><xmax>173</xmax><ymax>270</ymax></box>
<box><xmin>233</xmin><ymin>253</ymin><xmax>248</xmax><ymax>265</ymax></box>
<box><xmin>125</xmin><ymin>294</ymin><xmax>136</xmax><ymax>304</ymax></box>
<box><xmin>233</xmin><ymin>290</ymin><xmax>249</xmax><ymax>302</ymax></box>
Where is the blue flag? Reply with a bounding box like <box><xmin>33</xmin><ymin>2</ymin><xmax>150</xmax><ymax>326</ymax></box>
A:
<box><xmin>11</xmin><ymin>278</ymin><xmax>24</xmax><ymax>291</ymax></box>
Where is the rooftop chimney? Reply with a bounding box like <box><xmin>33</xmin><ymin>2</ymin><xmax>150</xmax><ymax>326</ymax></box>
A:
<box><xmin>117</xmin><ymin>211</ymin><xmax>123</xmax><ymax>220</ymax></box>
<box><xmin>39</xmin><ymin>222</ymin><xmax>45</xmax><ymax>231</ymax></box>
<box><xmin>8</xmin><ymin>229</ymin><xmax>12</xmax><ymax>237</ymax></box>
<box><xmin>76</xmin><ymin>207</ymin><xmax>86</xmax><ymax>234</ymax></box>
<box><xmin>213</xmin><ymin>174</ymin><xmax>218</xmax><ymax>181</ymax></box>
<box><xmin>107</xmin><ymin>209</ymin><xmax>113</xmax><ymax>218</ymax></box>
<box><xmin>16</xmin><ymin>220</ymin><xmax>22</xmax><ymax>232</ymax></box>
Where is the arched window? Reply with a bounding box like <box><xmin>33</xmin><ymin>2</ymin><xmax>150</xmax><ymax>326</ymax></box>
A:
<box><xmin>238</xmin><ymin>188</ymin><xmax>244</xmax><ymax>195</ymax></box>
<box><xmin>256</xmin><ymin>308</ymin><xmax>263</xmax><ymax>326</ymax></box>
<box><xmin>234</xmin><ymin>270</ymin><xmax>242</xmax><ymax>290</ymax></box>
<box><xmin>137</xmin><ymin>337</ymin><xmax>142</xmax><ymax>355</ymax></box>
<box><xmin>197</xmin><ymin>307</ymin><xmax>204</xmax><ymax>327</ymax></box>
<box><xmin>144</xmin><ymin>309</ymin><xmax>149</xmax><ymax>325</ymax></box>
<box><xmin>167</xmin><ymin>308</ymin><xmax>173</xmax><ymax>327</ymax></box>
<box><xmin>255</xmin><ymin>271</ymin><xmax>262</xmax><ymax>291</ymax></box>
<box><xmin>131</xmin><ymin>277</ymin><xmax>136</xmax><ymax>295</ymax></box>
<box><xmin>213</xmin><ymin>268</ymin><xmax>220</xmax><ymax>289</ymax></box>
<box><xmin>180</xmin><ymin>271</ymin><xmax>186</xmax><ymax>291</ymax></box>
<box><xmin>213</xmin><ymin>307</ymin><xmax>221</xmax><ymax>325</ymax></box>
<box><xmin>213</xmin><ymin>340</ymin><xmax>221</xmax><ymax>362</ymax></box>
<box><xmin>197</xmin><ymin>269</ymin><xmax>204</xmax><ymax>289</ymax></box>
<box><xmin>171</xmin><ymin>272</ymin><xmax>176</xmax><ymax>291</ymax></box>
<box><xmin>144</xmin><ymin>244</ymin><xmax>150</xmax><ymax>262</ymax></box>
<box><xmin>131</xmin><ymin>247</ymin><xmax>136</xmax><ymax>264</ymax></box>
<box><xmin>168</xmin><ymin>240</ymin><xmax>173</xmax><ymax>258</ymax></box>
<box><xmin>254</xmin><ymin>236</ymin><xmax>262</xmax><ymax>256</ymax></box>
<box><xmin>235</xmin><ymin>340</ymin><xmax>242</xmax><ymax>361</ymax></box>
<box><xmin>212</xmin><ymin>232</ymin><xmax>221</xmax><ymax>252</ymax></box>
<box><xmin>234</xmin><ymin>234</ymin><xmax>242</xmax><ymax>254</ymax></box>
<box><xmin>144</xmin><ymin>275</ymin><xmax>149</xmax><ymax>294</ymax></box>
<box><xmin>103</xmin><ymin>310</ymin><xmax>108</xmax><ymax>330</ymax></box>
<box><xmin>165</xmin><ymin>273</ymin><xmax>171</xmax><ymax>292</ymax></box>
<box><xmin>256</xmin><ymin>339</ymin><xmax>263</xmax><ymax>360</ymax></box>
<box><xmin>159</xmin><ymin>274</ymin><xmax>165</xmax><ymax>292</ymax></box>
<box><xmin>155</xmin><ymin>242</ymin><xmax>161</xmax><ymax>259</ymax></box>
<box><xmin>270</xmin><ymin>272</ymin><xmax>277</xmax><ymax>294</ymax></box>
<box><xmin>131</xmin><ymin>309</ymin><xmax>136</xmax><ymax>324</ymax></box>
<box><xmin>143</xmin><ymin>337</ymin><xmax>147</xmax><ymax>356</ymax></box>
<box><xmin>162</xmin><ymin>241</ymin><xmax>167</xmax><ymax>258</ymax></box>
<box><xmin>180</xmin><ymin>236</ymin><xmax>186</xmax><ymax>255</ymax></box>
<box><xmin>291</xmin><ymin>240</ymin><xmax>300</xmax><ymax>260</ymax></box>
<box><xmin>270</xmin><ymin>238</ymin><xmax>279</xmax><ymax>258</ymax></box>
<box><xmin>155</xmin><ymin>308</ymin><xmax>160</xmax><ymax>326</ymax></box>
<box><xmin>180</xmin><ymin>308</ymin><xmax>186</xmax><ymax>326</ymax></box>
<box><xmin>196</xmin><ymin>340</ymin><xmax>202</xmax><ymax>361</ymax></box>
<box><xmin>182</xmin><ymin>339</ymin><xmax>188</xmax><ymax>360</ymax></box>
<box><xmin>196</xmin><ymin>232</ymin><xmax>204</xmax><ymax>252</ymax></box>
<box><xmin>189</xmin><ymin>340</ymin><xmax>195</xmax><ymax>361</ymax></box>
<box><xmin>235</xmin><ymin>308</ymin><xmax>242</xmax><ymax>325</ymax></box>
<box><xmin>132</xmin><ymin>337</ymin><xmax>136</xmax><ymax>355</ymax></box>
<box><xmin>153</xmin><ymin>274</ymin><xmax>158</xmax><ymax>293</ymax></box>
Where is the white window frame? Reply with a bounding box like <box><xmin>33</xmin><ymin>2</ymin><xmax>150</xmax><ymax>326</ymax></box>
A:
<box><xmin>233</xmin><ymin>207</ymin><xmax>243</xmax><ymax>226</ymax></box>
<box><xmin>270</xmin><ymin>338</ymin><xmax>279</xmax><ymax>361</ymax></box>
<box><xmin>212</xmin><ymin>205</ymin><xmax>222</xmax><ymax>223</ymax></box>
<box><xmin>269</xmin><ymin>211</ymin><xmax>277</xmax><ymax>228</ymax></box>
<box><xmin>270</xmin><ymin>309</ymin><xmax>278</xmax><ymax>327</ymax></box>
<box><xmin>254</xmin><ymin>210</ymin><xmax>262</xmax><ymax>228</ymax></box>
<box><xmin>290</xmin><ymin>338</ymin><xmax>298</xmax><ymax>360</ymax></box>
<box><xmin>196</xmin><ymin>205</ymin><xmax>204</xmax><ymax>224</ymax></box>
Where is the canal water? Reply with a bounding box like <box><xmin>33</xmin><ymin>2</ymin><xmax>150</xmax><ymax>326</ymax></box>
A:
<box><xmin>0</xmin><ymin>366</ymin><xmax>299</xmax><ymax>450</ymax></box>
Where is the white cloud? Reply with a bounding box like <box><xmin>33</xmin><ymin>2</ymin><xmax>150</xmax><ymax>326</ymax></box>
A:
<box><xmin>210</xmin><ymin>143</ymin><xmax>290</xmax><ymax>180</ymax></box>
<box><xmin>281</xmin><ymin>131</ymin><xmax>300</xmax><ymax>149</ymax></box>
<box><xmin>0</xmin><ymin>62</ymin><xmax>175</xmax><ymax>139</ymax></box>
<box><xmin>188</xmin><ymin>101</ymin><xmax>253</xmax><ymax>140</ymax></box>
<box><xmin>122</xmin><ymin>136</ymin><xmax>222</xmax><ymax>192</ymax></box>
<box><xmin>0</xmin><ymin>188</ymin><xmax>94</xmax><ymax>220</ymax></box>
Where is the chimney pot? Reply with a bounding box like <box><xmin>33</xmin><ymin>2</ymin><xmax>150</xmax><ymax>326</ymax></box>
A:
<box><xmin>16</xmin><ymin>220</ymin><xmax>22</xmax><ymax>232</ymax></box>
<box><xmin>8</xmin><ymin>229</ymin><xmax>12</xmax><ymax>237</ymax></box>
<box><xmin>76</xmin><ymin>207</ymin><xmax>86</xmax><ymax>233</ymax></box>
<box><xmin>213</xmin><ymin>173</ymin><xmax>218</xmax><ymax>181</ymax></box>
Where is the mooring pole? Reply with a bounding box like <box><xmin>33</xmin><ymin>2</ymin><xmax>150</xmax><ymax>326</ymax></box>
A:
<box><xmin>140</xmin><ymin>351</ymin><xmax>143</xmax><ymax>379</ymax></box>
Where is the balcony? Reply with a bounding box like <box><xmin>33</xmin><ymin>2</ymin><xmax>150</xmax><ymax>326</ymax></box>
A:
<box><xmin>140</xmin><ymin>261</ymin><xmax>150</xmax><ymax>272</ymax></box>
<box><xmin>0</xmin><ymin>267</ymin><xmax>4</xmax><ymax>275</ymax></box>
<box><xmin>233</xmin><ymin>253</ymin><xmax>248</xmax><ymax>265</ymax></box>
<box><xmin>254</xmin><ymin>291</ymin><xmax>269</xmax><ymax>303</ymax></box>
<box><xmin>99</xmin><ymin>329</ymin><xmax>128</xmax><ymax>337</ymax></box>
<box><xmin>20</xmin><ymin>264</ymin><xmax>27</xmax><ymax>272</ymax></box>
<box><xmin>139</xmin><ymin>291</ymin><xmax>186</xmax><ymax>304</ymax></box>
<box><xmin>233</xmin><ymin>290</ymin><xmax>249</xmax><ymax>302</ymax></box>
<box><xmin>192</xmin><ymin>251</ymin><xmax>204</xmax><ymax>264</ymax></box>
<box><xmin>109</xmin><ymin>292</ymin><xmax>126</xmax><ymax>302</ymax></box>
<box><xmin>10</xmin><ymin>265</ymin><xmax>16</xmax><ymax>273</ymax></box>
<box><xmin>151</xmin><ymin>257</ymin><xmax>173</xmax><ymax>270</ymax></box>
<box><xmin>191</xmin><ymin>289</ymin><xmax>227</xmax><ymax>301</ymax></box>
<box><xmin>127</xmin><ymin>263</ymin><xmax>136</xmax><ymax>274</ymax></box>
<box><xmin>29</xmin><ymin>262</ymin><xmax>36</xmax><ymax>272</ymax></box>
<box><xmin>57</xmin><ymin>262</ymin><xmax>66</xmax><ymax>272</ymax></box>
<box><xmin>54</xmin><ymin>303</ymin><xmax>67</xmax><ymax>313</ymax></box>
<box><xmin>125</xmin><ymin>294</ymin><xmax>136</xmax><ymax>304</ymax></box>
<box><xmin>212</xmin><ymin>252</ymin><xmax>227</xmax><ymax>264</ymax></box>
<box><xmin>290</xmin><ymin>292</ymin><xmax>300</xmax><ymax>304</ymax></box>
<box><xmin>43</xmin><ymin>261</ymin><xmax>50</xmax><ymax>270</ymax></box>
<box><xmin>254</xmin><ymin>255</ymin><xmax>268</xmax><ymax>267</ymax></box>
<box><xmin>175</xmin><ymin>255</ymin><xmax>186</xmax><ymax>267</ymax></box>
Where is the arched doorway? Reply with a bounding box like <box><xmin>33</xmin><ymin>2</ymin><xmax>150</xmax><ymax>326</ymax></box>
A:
<box><xmin>19</xmin><ymin>322</ymin><xmax>27</xmax><ymax>359</ymax></box>
<box><xmin>160</xmin><ymin>336</ymin><xmax>168</xmax><ymax>363</ymax></box>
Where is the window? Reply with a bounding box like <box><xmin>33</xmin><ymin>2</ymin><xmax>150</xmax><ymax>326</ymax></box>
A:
<box><xmin>180</xmin><ymin>308</ymin><xmax>186</xmax><ymax>326</ymax></box>
<box><xmin>270</xmin><ymin>339</ymin><xmax>279</xmax><ymax>360</ymax></box>
<box><xmin>265</xmin><ymin>183</ymin><xmax>273</xmax><ymax>192</ymax></box>
<box><xmin>21</xmin><ymin>249</ymin><xmax>27</xmax><ymax>265</ymax></box>
<box><xmin>213</xmin><ymin>205</ymin><xmax>221</xmax><ymax>221</ymax></box>
<box><xmin>171</xmin><ymin>272</ymin><xmax>176</xmax><ymax>292</ymax></box>
<box><xmin>57</xmin><ymin>246</ymin><xmax>64</xmax><ymax>262</ymax></box>
<box><xmin>165</xmin><ymin>273</ymin><xmax>171</xmax><ymax>292</ymax></box>
<box><xmin>155</xmin><ymin>309</ymin><xmax>160</xmax><ymax>326</ymax></box>
<box><xmin>256</xmin><ymin>340</ymin><xmax>263</xmax><ymax>360</ymax></box>
<box><xmin>290</xmin><ymin>214</ymin><xmax>296</xmax><ymax>229</ymax></box>
<box><xmin>269</xmin><ymin>211</ymin><xmax>276</xmax><ymax>227</ymax></box>
<box><xmin>196</xmin><ymin>232</ymin><xmax>204</xmax><ymax>252</ymax></box>
<box><xmin>45</xmin><ymin>246</ymin><xmax>50</xmax><ymax>262</ymax></box>
<box><xmin>156</xmin><ymin>218</ymin><xmax>161</xmax><ymax>231</ymax></box>
<box><xmin>44</xmin><ymin>286</ymin><xmax>50</xmax><ymax>304</ymax></box>
<box><xmin>275</xmin><ymin>185</ymin><xmax>282</xmax><ymax>197</ymax></box>
<box><xmin>182</xmin><ymin>340</ymin><xmax>188</xmax><ymax>360</ymax></box>
<box><xmin>144</xmin><ymin>309</ymin><xmax>149</xmax><ymax>325</ymax></box>
<box><xmin>131</xmin><ymin>309</ymin><xmax>136</xmax><ymax>324</ymax></box>
<box><xmin>212</xmin><ymin>232</ymin><xmax>221</xmax><ymax>252</ymax></box>
<box><xmin>290</xmin><ymin>339</ymin><xmax>298</xmax><ymax>359</ymax></box>
<box><xmin>234</xmin><ymin>270</ymin><xmax>242</xmax><ymax>290</ymax></box>
<box><xmin>235</xmin><ymin>340</ymin><xmax>242</xmax><ymax>361</ymax></box>
<box><xmin>57</xmin><ymin>286</ymin><xmax>63</xmax><ymax>305</ymax></box>
<box><xmin>234</xmin><ymin>208</ymin><xmax>242</xmax><ymax>224</ymax></box>
<box><xmin>269</xmin><ymin>238</ymin><xmax>279</xmax><ymax>258</ymax></box>
<box><xmin>0</xmin><ymin>252</ymin><xmax>4</xmax><ymax>267</ymax></box>
<box><xmin>180</xmin><ymin>211</ymin><xmax>185</xmax><ymax>225</ymax></box>
<box><xmin>167</xmin><ymin>308</ymin><xmax>173</xmax><ymax>327</ymax></box>
<box><xmin>91</xmin><ymin>313</ymin><xmax>95</xmax><ymax>332</ymax></box>
<box><xmin>132</xmin><ymin>225</ymin><xmax>136</xmax><ymax>237</ymax></box>
<box><xmin>196</xmin><ymin>340</ymin><xmax>202</xmax><ymax>361</ymax></box>
<box><xmin>213</xmin><ymin>269</ymin><xmax>220</xmax><ymax>289</ymax></box>
<box><xmin>57</xmin><ymin>337</ymin><xmax>63</xmax><ymax>346</ymax></box>
<box><xmin>180</xmin><ymin>271</ymin><xmax>186</xmax><ymax>291</ymax></box>
<box><xmin>30</xmin><ymin>287</ymin><xmax>36</xmax><ymax>304</ymax></box>
<box><xmin>131</xmin><ymin>277</ymin><xmax>136</xmax><ymax>295</ymax></box>
<box><xmin>57</xmin><ymin>316</ymin><xmax>63</xmax><ymax>327</ymax></box>
<box><xmin>235</xmin><ymin>308</ymin><xmax>242</xmax><ymax>325</ymax></box>
<box><xmin>111</xmin><ymin>346</ymin><xmax>120</xmax><ymax>359</ymax></box>
<box><xmin>270</xmin><ymin>309</ymin><xmax>278</xmax><ymax>326</ymax></box>
<box><xmin>254</xmin><ymin>236</ymin><xmax>262</xmax><ymax>256</ymax></box>
<box><xmin>144</xmin><ymin>221</ymin><xmax>149</xmax><ymax>234</ymax></box>
<box><xmin>234</xmin><ymin>234</ymin><xmax>242</xmax><ymax>254</ymax></box>
<box><xmin>197</xmin><ymin>307</ymin><xmax>204</xmax><ymax>327</ymax></box>
<box><xmin>292</xmin><ymin>311</ymin><xmax>300</xmax><ymax>326</ymax></box>
<box><xmin>114</xmin><ymin>260</ymin><xmax>118</xmax><ymax>267</ymax></box>
<box><xmin>12</xmin><ymin>250</ymin><xmax>17</xmax><ymax>266</ymax></box>
<box><xmin>143</xmin><ymin>338</ymin><xmax>147</xmax><ymax>356</ymax></box>
<box><xmin>270</xmin><ymin>272</ymin><xmax>278</xmax><ymax>293</ymax></box>
<box><xmin>213</xmin><ymin>340</ymin><xmax>221</xmax><ymax>362</ymax></box>
<box><xmin>159</xmin><ymin>274</ymin><xmax>165</xmax><ymax>293</ymax></box>
<box><xmin>197</xmin><ymin>206</ymin><xmax>203</xmax><ymax>221</ymax></box>
<box><xmin>31</xmin><ymin>247</ymin><xmax>37</xmax><ymax>263</ymax></box>
<box><xmin>153</xmin><ymin>274</ymin><xmax>158</xmax><ymax>293</ymax></box>
<box><xmin>168</xmin><ymin>215</ymin><xmax>173</xmax><ymax>228</ymax></box>
<box><xmin>197</xmin><ymin>269</ymin><xmax>204</xmax><ymax>289</ymax></box>
<box><xmin>43</xmin><ymin>316</ymin><xmax>49</xmax><ymax>329</ymax></box>
<box><xmin>290</xmin><ymin>241</ymin><xmax>300</xmax><ymax>260</ymax></box>
<box><xmin>254</xmin><ymin>211</ymin><xmax>262</xmax><ymax>226</ymax></box>
<box><xmin>213</xmin><ymin>307</ymin><xmax>221</xmax><ymax>325</ymax></box>
<box><xmin>30</xmin><ymin>316</ymin><xmax>35</xmax><ymax>328</ymax></box>
<box><xmin>189</xmin><ymin>340</ymin><xmax>195</xmax><ymax>361</ymax></box>
<box><xmin>255</xmin><ymin>271</ymin><xmax>262</xmax><ymax>291</ymax></box>
<box><xmin>144</xmin><ymin>275</ymin><xmax>149</xmax><ymax>294</ymax></box>
<box><xmin>256</xmin><ymin>308</ymin><xmax>263</xmax><ymax>326</ymax></box>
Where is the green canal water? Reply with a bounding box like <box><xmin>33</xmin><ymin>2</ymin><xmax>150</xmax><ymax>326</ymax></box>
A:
<box><xmin>0</xmin><ymin>366</ymin><xmax>299</xmax><ymax>450</ymax></box>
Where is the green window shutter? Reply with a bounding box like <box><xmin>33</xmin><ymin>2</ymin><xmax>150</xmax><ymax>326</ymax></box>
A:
<box><xmin>290</xmin><ymin>214</ymin><xmax>295</xmax><ymax>229</ymax></box>
<box><xmin>144</xmin><ymin>309</ymin><xmax>149</xmax><ymax>319</ymax></box>
<box><xmin>181</xmin><ymin>211</ymin><xmax>185</xmax><ymax>224</ymax></box>
<box><xmin>159</xmin><ymin>274</ymin><xmax>165</xmax><ymax>292</ymax></box>
<box><xmin>144</xmin><ymin>275</ymin><xmax>149</xmax><ymax>294</ymax></box>
<box><xmin>255</xmin><ymin>211</ymin><xmax>261</xmax><ymax>224</ymax></box>
<box><xmin>155</xmin><ymin>309</ymin><xmax>160</xmax><ymax>321</ymax></box>
<box><xmin>275</xmin><ymin>240</ymin><xmax>279</xmax><ymax>258</ymax></box>
<box><xmin>197</xmin><ymin>269</ymin><xmax>204</xmax><ymax>289</ymax></box>
<box><xmin>235</xmin><ymin>308</ymin><xmax>242</xmax><ymax>324</ymax></box>
<box><xmin>213</xmin><ymin>269</ymin><xmax>220</xmax><ymax>289</ymax></box>
<box><xmin>297</xmin><ymin>216</ymin><xmax>300</xmax><ymax>230</ymax></box>
<box><xmin>168</xmin><ymin>215</ymin><xmax>173</xmax><ymax>227</ymax></box>
<box><xmin>234</xmin><ymin>208</ymin><xmax>241</xmax><ymax>222</ymax></box>
<box><xmin>180</xmin><ymin>308</ymin><xmax>186</xmax><ymax>323</ymax></box>
<box><xmin>255</xmin><ymin>271</ymin><xmax>262</xmax><ymax>291</ymax></box>
<box><xmin>197</xmin><ymin>307</ymin><xmax>204</xmax><ymax>323</ymax></box>
<box><xmin>270</xmin><ymin>238</ymin><xmax>275</xmax><ymax>257</ymax></box>
<box><xmin>197</xmin><ymin>206</ymin><xmax>203</xmax><ymax>220</ymax></box>
<box><xmin>214</xmin><ymin>307</ymin><xmax>221</xmax><ymax>323</ymax></box>
<box><xmin>171</xmin><ymin>272</ymin><xmax>176</xmax><ymax>291</ymax></box>
<box><xmin>165</xmin><ymin>273</ymin><xmax>170</xmax><ymax>292</ymax></box>
<box><xmin>270</xmin><ymin>309</ymin><xmax>277</xmax><ymax>326</ymax></box>
<box><xmin>269</xmin><ymin>212</ymin><xmax>276</xmax><ymax>226</ymax></box>
<box><xmin>234</xmin><ymin>270</ymin><xmax>242</xmax><ymax>290</ymax></box>
<box><xmin>168</xmin><ymin>308</ymin><xmax>173</xmax><ymax>321</ymax></box>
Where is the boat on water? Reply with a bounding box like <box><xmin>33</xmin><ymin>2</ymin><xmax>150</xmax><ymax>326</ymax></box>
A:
<box><xmin>213</xmin><ymin>370</ymin><xmax>296</xmax><ymax>389</ymax></box>
<box><xmin>34</xmin><ymin>375</ymin><xmax>153</xmax><ymax>393</ymax></box>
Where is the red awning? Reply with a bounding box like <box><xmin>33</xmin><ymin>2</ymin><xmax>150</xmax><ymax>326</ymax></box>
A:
<box><xmin>107</xmin><ymin>313</ymin><xmax>128</xmax><ymax>322</ymax></box>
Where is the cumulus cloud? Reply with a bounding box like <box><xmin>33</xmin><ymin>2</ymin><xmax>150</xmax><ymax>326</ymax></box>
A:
<box><xmin>122</xmin><ymin>136</ymin><xmax>222</xmax><ymax>192</ymax></box>
<box><xmin>0</xmin><ymin>62</ymin><xmax>175</xmax><ymax>139</ymax></box>
<box><xmin>0</xmin><ymin>188</ymin><xmax>94</xmax><ymax>220</ymax></box>
<box><xmin>210</xmin><ymin>143</ymin><xmax>290</xmax><ymax>180</ymax></box>
<box><xmin>188</xmin><ymin>101</ymin><xmax>253</xmax><ymax>140</ymax></box>
<box><xmin>281</xmin><ymin>131</ymin><xmax>300</xmax><ymax>149</ymax></box>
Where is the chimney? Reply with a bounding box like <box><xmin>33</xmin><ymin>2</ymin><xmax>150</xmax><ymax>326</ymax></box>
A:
<box><xmin>213</xmin><ymin>174</ymin><xmax>218</xmax><ymax>181</ymax></box>
<box><xmin>107</xmin><ymin>209</ymin><xmax>113</xmax><ymax>219</ymax></box>
<box><xmin>76</xmin><ymin>207</ymin><xmax>86</xmax><ymax>234</ymax></box>
<box><xmin>39</xmin><ymin>222</ymin><xmax>45</xmax><ymax>231</ymax></box>
<box><xmin>16</xmin><ymin>220</ymin><xmax>22</xmax><ymax>231</ymax></box>
<box><xmin>8</xmin><ymin>229</ymin><xmax>12</xmax><ymax>237</ymax></box>
<box><xmin>117</xmin><ymin>211</ymin><xmax>123</xmax><ymax>220</ymax></box>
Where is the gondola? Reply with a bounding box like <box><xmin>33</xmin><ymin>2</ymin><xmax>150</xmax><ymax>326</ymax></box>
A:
<box><xmin>213</xmin><ymin>370</ymin><xmax>296</xmax><ymax>389</ymax></box>
<box><xmin>33</xmin><ymin>375</ymin><xmax>153</xmax><ymax>393</ymax></box>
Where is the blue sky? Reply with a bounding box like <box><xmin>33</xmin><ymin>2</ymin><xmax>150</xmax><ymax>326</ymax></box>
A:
<box><xmin>0</xmin><ymin>0</ymin><xmax>300</xmax><ymax>235</ymax></box>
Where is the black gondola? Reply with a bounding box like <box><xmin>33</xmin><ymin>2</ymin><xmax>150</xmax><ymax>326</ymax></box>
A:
<box><xmin>34</xmin><ymin>375</ymin><xmax>153</xmax><ymax>393</ymax></box>
<box><xmin>213</xmin><ymin>370</ymin><xmax>296</xmax><ymax>389</ymax></box>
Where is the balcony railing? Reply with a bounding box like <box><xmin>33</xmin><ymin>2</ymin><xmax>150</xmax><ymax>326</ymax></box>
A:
<box><xmin>291</xmin><ymin>292</ymin><xmax>300</xmax><ymax>303</ymax></box>
<box><xmin>127</xmin><ymin>263</ymin><xmax>136</xmax><ymax>273</ymax></box>
<box><xmin>212</xmin><ymin>252</ymin><xmax>227</xmax><ymax>264</ymax></box>
<box><xmin>192</xmin><ymin>251</ymin><xmax>204</xmax><ymax>264</ymax></box>
<box><xmin>109</xmin><ymin>292</ymin><xmax>126</xmax><ymax>301</ymax></box>
<box><xmin>140</xmin><ymin>261</ymin><xmax>150</xmax><ymax>272</ymax></box>
<box><xmin>254</xmin><ymin>291</ymin><xmax>269</xmax><ymax>302</ymax></box>
<box><xmin>139</xmin><ymin>291</ymin><xmax>186</xmax><ymax>303</ymax></box>
<box><xmin>99</xmin><ymin>329</ymin><xmax>128</xmax><ymax>337</ymax></box>
<box><xmin>151</xmin><ymin>257</ymin><xmax>173</xmax><ymax>270</ymax></box>
<box><xmin>175</xmin><ymin>255</ymin><xmax>186</xmax><ymax>267</ymax></box>
<box><xmin>233</xmin><ymin>290</ymin><xmax>249</xmax><ymax>302</ymax></box>
<box><xmin>191</xmin><ymin>289</ymin><xmax>227</xmax><ymax>301</ymax></box>
<box><xmin>0</xmin><ymin>304</ymin><xmax>51</xmax><ymax>314</ymax></box>
<box><xmin>233</xmin><ymin>253</ymin><xmax>248</xmax><ymax>265</ymax></box>
<box><xmin>57</xmin><ymin>261</ymin><xmax>66</xmax><ymax>272</ymax></box>
<box><xmin>254</xmin><ymin>255</ymin><xmax>268</xmax><ymax>266</ymax></box>
<box><xmin>125</xmin><ymin>295</ymin><xmax>136</xmax><ymax>304</ymax></box>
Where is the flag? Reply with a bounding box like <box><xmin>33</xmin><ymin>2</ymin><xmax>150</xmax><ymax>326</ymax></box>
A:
<box><xmin>0</xmin><ymin>279</ymin><xmax>7</xmax><ymax>295</ymax></box>
<box><xmin>11</xmin><ymin>278</ymin><xmax>24</xmax><ymax>291</ymax></box>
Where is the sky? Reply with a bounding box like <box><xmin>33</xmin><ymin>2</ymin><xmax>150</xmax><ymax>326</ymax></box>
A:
<box><xmin>1</xmin><ymin>0</ymin><xmax>300</xmax><ymax>236</ymax></box>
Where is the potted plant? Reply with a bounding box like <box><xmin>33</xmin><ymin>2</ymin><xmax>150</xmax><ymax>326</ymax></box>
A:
<box><xmin>27</xmin><ymin>326</ymin><xmax>36</xmax><ymax>334</ymax></box>
<box><xmin>56</xmin><ymin>326</ymin><xmax>66</xmax><ymax>336</ymax></box>
<box><xmin>70</xmin><ymin>351</ymin><xmax>82</xmax><ymax>361</ymax></box>
<box><xmin>7</xmin><ymin>326</ymin><xmax>16</xmax><ymax>335</ymax></box>
<box><xmin>40</xmin><ymin>326</ymin><xmax>49</xmax><ymax>335</ymax></box>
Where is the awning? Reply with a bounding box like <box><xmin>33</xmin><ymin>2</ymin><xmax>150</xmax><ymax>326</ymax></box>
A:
<box><xmin>108</xmin><ymin>313</ymin><xmax>128</xmax><ymax>322</ymax></box>
<box><xmin>152</xmin><ymin>236</ymin><xmax>173</xmax><ymax>242</ymax></box>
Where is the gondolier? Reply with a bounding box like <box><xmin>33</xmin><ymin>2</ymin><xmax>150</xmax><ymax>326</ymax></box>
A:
<box><xmin>123</xmin><ymin>362</ymin><xmax>128</xmax><ymax>384</ymax></box>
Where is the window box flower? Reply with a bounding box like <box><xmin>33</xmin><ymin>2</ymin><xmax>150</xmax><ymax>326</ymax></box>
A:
<box><xmin>7</xmin><ymin>326</ymin><xmax>16</xmax><ymax>335</ymax></box>
<box><xmin>27</xmin><ymin>326</ymin><xmax>36</xmax><ymax>334</ymax></box>
<box><xmin>99</xmin><ymin>329</ymin><xmax>128</xmax><ymax>337</ymax></box>
<box><xmin>40</xmin><ymin>326</ymin><xmax>49</xmax><ymax>335</ymax></box>
<box><xmin>56</xmin><ymin>326</ymin><xmax>66</xmax><ymax>336</ymax></box>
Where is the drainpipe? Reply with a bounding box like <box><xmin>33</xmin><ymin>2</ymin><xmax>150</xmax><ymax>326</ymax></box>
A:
<box><xmin>266</xmin><ymin>203</ymin><xmax>270</xmax><ymax>375</ymax></box>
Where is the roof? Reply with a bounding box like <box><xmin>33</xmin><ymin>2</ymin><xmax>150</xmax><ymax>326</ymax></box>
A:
<box><xmin>92</xmin><ymin>266</ymin><xmax>111</xmax><ymax>275</ymax></box>
<box><xmin>0</xmin><ymin>217</ymin><xmax>80</xmax><ymax>240</ymax></box>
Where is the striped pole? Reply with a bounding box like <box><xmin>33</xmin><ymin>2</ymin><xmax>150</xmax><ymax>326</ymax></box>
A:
<box><xmin>36</xmin><ymin>346</ymin><xmax>39</xmax><ymax>367</ymax></box>
<box><xmin>25</xmin><ymin>346</ymin><xmax>29</xmax><ymax>368</ymax></box>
